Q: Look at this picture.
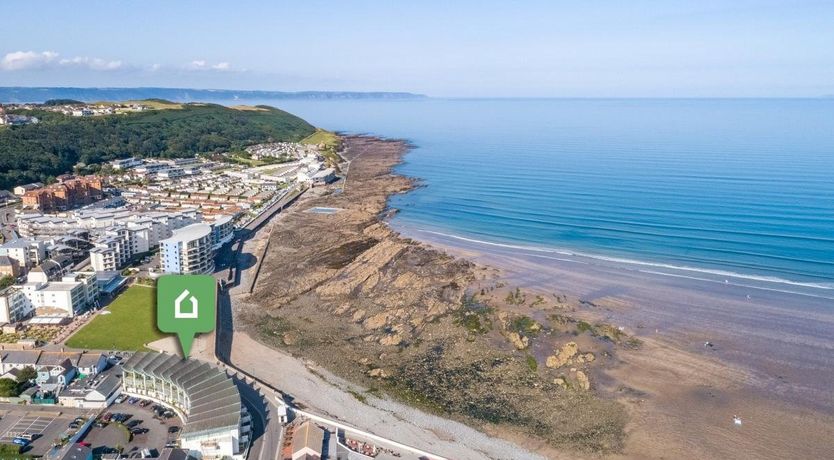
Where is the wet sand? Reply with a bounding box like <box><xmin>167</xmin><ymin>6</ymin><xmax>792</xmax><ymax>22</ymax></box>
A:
<box><xmin>396</xmin><ymin>227</ymin><xmax>834</xmax><ymax>459</ymax></box>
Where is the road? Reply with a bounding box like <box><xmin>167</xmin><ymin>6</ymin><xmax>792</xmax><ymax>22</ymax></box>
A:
<box><xmin>242</xmin><ymin>186</ymin><xmax>306</xmax><ymax>233</ymax></box>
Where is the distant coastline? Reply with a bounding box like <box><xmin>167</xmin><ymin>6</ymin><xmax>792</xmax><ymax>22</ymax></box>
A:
<box><xmin>0</xmin><ymin>86</ymin><xmax>427</xmax><ymax>104</ymax></box>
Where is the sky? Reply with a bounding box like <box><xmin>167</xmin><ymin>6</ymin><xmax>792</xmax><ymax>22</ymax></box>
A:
<box><xmin>1</xmin><ymin>0</ymin><xmax>833</xmax><ymax>97</ymax></box>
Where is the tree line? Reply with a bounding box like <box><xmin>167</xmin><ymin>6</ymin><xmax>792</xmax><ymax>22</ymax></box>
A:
<box><xmin>0</xmin><ymin>102</ymin><xmax>315</xmax><ymax>190</ymax></box>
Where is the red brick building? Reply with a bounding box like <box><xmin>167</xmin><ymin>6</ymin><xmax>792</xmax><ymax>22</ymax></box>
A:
<box><xmin>22</xmin><ymin>175</ymin><xmax>104</xmax><ymax>211</ymax></box>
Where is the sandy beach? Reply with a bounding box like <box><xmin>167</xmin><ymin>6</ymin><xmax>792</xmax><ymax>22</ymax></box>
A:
<box><xmin>398</xmin><ymin>227</ymin><xmax>834</xmax><ymax>459</ymax></box>
<box><xmin>235</xmin><ymin>135</ymin><xmax>834</xmax><ymax>459</ymax></box>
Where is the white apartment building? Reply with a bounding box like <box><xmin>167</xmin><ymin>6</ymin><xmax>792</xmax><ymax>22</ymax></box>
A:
<box><xmin>17</xmin><ymin>209</ymin><xmax>200</xmax><ymax>239</ymax></box>
<box><xmin>89</xmin><ymin>246</ymin><xmax>118</xmax><ymax>272</ymax></box>
<box><xmin>89</xmin><ymin>225</ymin><xmax>152</xmax><ymax>272</ymax></box>
<box><xmin>20</xmin><ymin>271</ymin><xmax>98</xmax><ymax>317</ymax></box>
<box><xmin>110</xmin><ymin>157</ymin><xmax>144</xmax><ymax>170</ymax></box>
<box><xmin>15</xmin><ymin>209</ymin><xmax>200</xmax><ymax>273</ymax></box>
<box><xmin>157</xmin><ymin>168</ymin><xmax>186</xmax><ymax>179</ymax></box>
<box><xmin>0</xmin><ymin>286</ymin><xmax>34</xmax><ymax>323</ymax></box>
<box><xmin>133</xmin><ymin>163</ymin><xmax>169</xmax><ymax>176</ymax></box>
<box><xmin>211</xmin><ymin>215</ymin><xmax>235</xmax><ymax>251</ymax></box>
<box><xmin>0</xmin><ymin>239</ymin><xmax>47</xmax><ymax>272</ymax></box>
<box><xmin>160</xmin><ymin>224</ymin><xmax>215</xmax><ymax>275</ymax></box>
<box><xmin>159</xmin><ymin>215</ymin><xmax>235</xmax><ymax>275</ymax></box>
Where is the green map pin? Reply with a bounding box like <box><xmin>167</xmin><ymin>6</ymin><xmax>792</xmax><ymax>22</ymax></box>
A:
<box><xmin>157</xmin><ymin>275</ymin><xmax>217</xmax><ymax>358</ymax></box>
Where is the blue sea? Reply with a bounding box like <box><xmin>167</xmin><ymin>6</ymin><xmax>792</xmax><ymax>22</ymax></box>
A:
<box><xmin>238</xmin><ymin>98</ymin><xmax>834</xmax><ymax>296</ymax></box>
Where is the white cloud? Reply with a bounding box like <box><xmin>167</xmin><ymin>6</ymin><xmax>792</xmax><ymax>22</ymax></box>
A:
<box><xmin>0</xmin><ymin>50</ymin><xmax>59</xmax><ymax>70</ymax></box>
<box><xmin>59</xmin><ymin>56</ymin><xmax>124</xmax><ymax>71</ymax></box>
<box><xmin>0</xmin><ymin>50</ymin><xmax>125</xmax><ymax>71</ymax></box>
<box><xmin>187</xmin><ymin>60</ymin><xmax>233</xmax><ymax>71</ymax></box>
<box><xmin>0</xmin><ymin>51</ymin><xmax>237</xmax><ymax>74</ymax></box>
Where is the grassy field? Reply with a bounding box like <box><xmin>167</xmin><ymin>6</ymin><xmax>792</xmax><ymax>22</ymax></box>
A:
<box><xmin>230</xmin><ymin>105</ymin><xmax>269</xmax><ymax>112</ymax></box>
<box><xmin>301</xmin><ymin>128</ymin><xmax>343</xmax><ymax>167</ymax></box>
<box><xmin>91</xmin><ymin>99</ymin><xmax>185</xmax><ymax>110</ymax></box>
<box><xmin>66</xmin><ymin>285</ymin><xmax>165</xmax><ymax>351</ymax></box>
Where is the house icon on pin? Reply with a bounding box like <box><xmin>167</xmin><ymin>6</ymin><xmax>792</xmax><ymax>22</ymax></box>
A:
<box><xmin>174</xmin><ymin>289</ymin><xmax>199</xmax><ymax>319</ymax></box>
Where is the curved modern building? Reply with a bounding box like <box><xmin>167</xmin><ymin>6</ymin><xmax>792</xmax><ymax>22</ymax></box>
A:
<box><xmin>121</xmin><ymin>352</ymin><xmax>250</xmax><ymax>459</ymax></box>
<box><xmin>159</xmin><ymin>224</ymin><xmax>215</xmax><ymax>275</ymax></box>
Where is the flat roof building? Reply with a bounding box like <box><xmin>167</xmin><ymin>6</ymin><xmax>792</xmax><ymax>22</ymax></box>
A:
<box><xmin>121</xmin><ymin>352</ymin><xmax>249</xmax><ymax>460</ymax></box>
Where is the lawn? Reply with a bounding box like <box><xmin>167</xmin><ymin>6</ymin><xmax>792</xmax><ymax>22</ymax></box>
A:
<box><xmin>301</xmin><ymin>128</ymin><xmax>340</xmax><ymax>149</ymax></box>
<box><xmin>66</xmin><ymin>285</ymin><xmax>165</xmax><ymax>351</ymax></box>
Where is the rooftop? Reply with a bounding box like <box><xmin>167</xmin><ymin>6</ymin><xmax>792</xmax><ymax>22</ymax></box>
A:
<box><xmin>311</xmin><ymin>168</ymin><xmax>336</xmax><ymax>179</ymax></box>
<box><xmin>213</xmin><ymin>214</ymin><xmax>233</xmax><ymax>226</ymax></box>
<box><xmin>292</xmin><ymin>420</ymin><xmax>325</xmax><ymax>456</ymax></box>
<box><xmin>41</xmin><ymin>282</ymin><xmax>81</xmax><ymax>292</ymax></box>
<box><xmin>122</xmin><ymin>352</ymin><xmax>241</xmax><ymax>437</ymax></box>
<box><xmin>160</xmin><ymin>223</ymin><xmax>212</xmax><ymax>244</ymax></box>
<box><xmin>0</xmin><ymin>238</ymin><xmax>33</xmax><ymax>249</ymax></box>
<box><xmin>59</xmin><ymin>444</ymin><xmax>92</xmax><ymax>460</ymax></box>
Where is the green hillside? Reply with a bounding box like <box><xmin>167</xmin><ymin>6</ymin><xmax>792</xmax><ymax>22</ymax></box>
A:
<box><xmin>0</xmin><ymin>101</ymin><xmax>316</xmax><ymax>190</ymax></box>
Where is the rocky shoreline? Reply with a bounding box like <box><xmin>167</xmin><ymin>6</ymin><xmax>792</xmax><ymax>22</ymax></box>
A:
<box><xmin>239</xmin><ymin>135</ymin><xmax>650</xmax><ymax>456</ymax></box>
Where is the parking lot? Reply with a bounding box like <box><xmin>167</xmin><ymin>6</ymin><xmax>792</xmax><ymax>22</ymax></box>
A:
<box><xmin>0</xmin><ymin>407</ymin><xmax>88</xmax><ymax>456</ymax></box>
<box><xmin>78</xmin><ymin>399</ymin><xmax>182</xmax><ymax>457</ymax></box>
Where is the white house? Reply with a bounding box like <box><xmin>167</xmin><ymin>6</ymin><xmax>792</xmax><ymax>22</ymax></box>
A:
<box><xmin>60</xmin><ymin>372</ymin><xmax>121</xmax><ymax>409</ymax></box>
<box><xmin>74</xmin><ymin>353</ymin><xmax>107</xmax><ymax>377</ymax></box>
<box><xmin>13</xmin><ymin>183</ymin><xmax>43</xmax><ymax>196</ymax></box>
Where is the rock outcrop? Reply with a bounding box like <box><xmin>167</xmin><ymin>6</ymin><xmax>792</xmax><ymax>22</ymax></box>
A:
<box><xmin>546</xmin><ymin>341</ymin><xmax>579</xmax><ymax>368</ymax></box>
<box><xmin>508</xmin><ymin>332</ymin><xmax>529</xmax><ymax>350</ymax></box>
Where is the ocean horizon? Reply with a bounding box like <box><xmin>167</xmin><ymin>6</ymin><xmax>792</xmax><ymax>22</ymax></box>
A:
<box><xmin>220</xmin><ymin>97</ymin><xmax>834</xmax><ymax>297</ymax></box>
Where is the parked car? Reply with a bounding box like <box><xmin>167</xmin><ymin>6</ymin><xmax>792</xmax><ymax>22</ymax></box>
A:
<box><xmin>11</xmin><ymin>438</ymin><xmax>29</xmax><ymax>446</ymax></box>
<box><xmin>167</xmin><ymin>426</ymin><xmax>179</xmax><ymax>433</ymax></box>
